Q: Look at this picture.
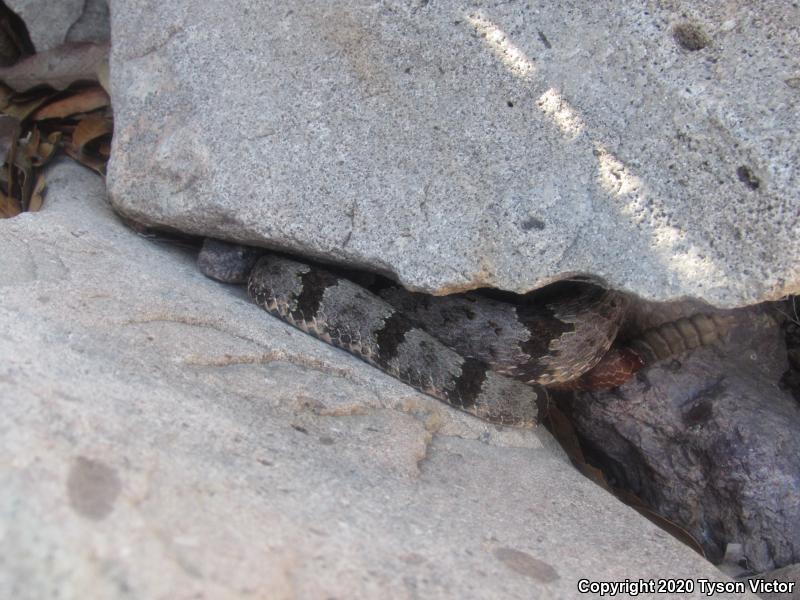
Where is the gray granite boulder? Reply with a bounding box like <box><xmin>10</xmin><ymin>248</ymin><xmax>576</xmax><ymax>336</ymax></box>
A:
<box><xmin>0</xmin><ymin>160</ymin><xmax>757</xmax><ymax>598</ymax></box>
<box><xmin>107</xmin><ymin>0</ymin><xmax>799</xmax><ymax>306</ymax></box>
<box><xmin>5</xmin><ymin>0</ymin><xmax>109</xmax><ymax>50</ymax></box>
<box><xmin>66</xmin><ymin>0</ymin><xmax>110</xmax><ymax>45</ymax></box>
<box><xmin>4</xmin><ymin>0</ymin><xmax>83</xmax><ymax>51</ymax></box>
<box><xmin>752</xmin><ymin>564</ymin><xmax>800</xmax><ymax>599</ymax></box>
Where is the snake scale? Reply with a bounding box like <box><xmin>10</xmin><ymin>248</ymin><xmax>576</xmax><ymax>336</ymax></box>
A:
<box><xmin>198</xmin><ymin>239</ymin><xmax>734</xmax><ymax>427</ymax></box>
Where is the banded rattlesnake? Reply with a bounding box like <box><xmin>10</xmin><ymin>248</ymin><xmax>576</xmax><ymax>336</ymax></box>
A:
<box><xmin>199</xmin><ymin>239</ymin><xmax>734</xmax><ymax>426</ymax></box>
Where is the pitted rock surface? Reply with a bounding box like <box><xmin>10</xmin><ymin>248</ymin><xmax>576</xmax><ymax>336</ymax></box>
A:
<box><xmin>0</xmin><ymin>159</ymin><xmax>758</xmax><ymax>599</ymax></box>
<box><xmin>108</xmin><ymin>0</ymin><xmax>800</xmax><ymax>305</ymax></box>
<box><xmin>564</xmin><ymin>305</ymin><xmax>800</xmax><ymax>572</ymax></box>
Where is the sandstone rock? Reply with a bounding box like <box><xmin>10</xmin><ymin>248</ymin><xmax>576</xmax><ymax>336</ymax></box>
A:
<box><xmin>107</xmin><ymin>0</ymin><xmax>799</xmax><ymax>306</ymax></box>
<box><xmin>565</xmin><ymin>306</ymin><xmax>800</xmax><ymax>573</ymax></box>
<box><xmin>0</xmin><ymin>160</ymin><xmax>756</xmax><ymax>598</ymax></box>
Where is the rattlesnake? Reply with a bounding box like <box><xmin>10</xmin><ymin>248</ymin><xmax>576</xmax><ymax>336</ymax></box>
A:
<box><xmin>199</xmin><ymin>239</ymin><xmax>734</xmax><ymax>427</ymax></box>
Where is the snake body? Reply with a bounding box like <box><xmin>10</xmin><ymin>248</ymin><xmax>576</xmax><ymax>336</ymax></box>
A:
<box><xmin>248</xmin><ymin>254</ymin><xmax>547</xmax><ymax>426</ymax></box>
<box><xmin>199</xmin><ymin>239</ymin><xmax>733</xmax><ymax>426</ymax></box>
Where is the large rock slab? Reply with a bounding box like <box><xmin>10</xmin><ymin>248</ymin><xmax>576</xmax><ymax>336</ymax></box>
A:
<box><xmin>107</xmin><ymin>0</ymin><xmax>799</xmax><ymax>306</ymax></box>
<box><xmin>0</xmin><ymin>160</ymin><xmax>756</xmax><ymax>598</ymax></box>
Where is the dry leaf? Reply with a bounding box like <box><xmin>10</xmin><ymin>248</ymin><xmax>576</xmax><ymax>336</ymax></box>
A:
<box><xmin>50</xmin><ymin>122</ymin><xmax>77</xmax><ymax>137</ymax></box>
<box><xmin>0</xmin><ymin>41</ymin><xmax>112</xmax><ymax>218</ymax></box>
<box><xmin>15</xmin><ymin>153</ymin><xmax>33</xmax><ymax>210</ymax></box>
<box><xmin>64</xmin><ymin>143</ymin><xmax>107</xmax><ymax>176</ymax></box>
<box><xmin>72</xmin><ymin>115</ymin><xmax>112</xmax><ymax>149</ymax></box>
<box><xmin>1</xmin><ymin>92</ymin><xmax>51</xmax><ymax>121</ymax></box>
<box><xmin>21</xmin><ymin>126</ymin><xmax>40</xmax><ymax>163</ymax></box>
<box><xmin>0</xmin><ymin>145</ymin><xmax>34</xmax><ymax>211</ymax></box>
<box><xmin>0</xmin><ymin>114</ymin><xmax>18</xmax><ymax>159</ymax></box>
<box><xmin>0</xmin><ymin>82</ymin><xmax>12</xmax><ymax>110</ymax></box>
<box><xmin>64</xmin><ymin>115</ymin><xmax>112</xmax><ymax>175</ymax></box>
<box><xmin>33</xmin><ymin>86</ymin><xmax>109</xmax><ymax>120</ymax></box>
<box><xmin>547</xmin><ymin>404</ymin><xmax>586</xmax><ymax>463</ymax></box>
<box><xmin>27</xmin><ymin>172</ymin><xmax>44</xmax><ymax>211</ymax></box>
<box><xmin>0</xmin><ymin>42</ymin><xmax>109</xmax><ymax>92</ymax></box>
<box><xmin>547</xmin><ymin>404</ymin><xmax>614</xmax><ymax>491</ymax></box>
<box><xmin>21</xmin><ymin>127</ymin><xmax>61</xmax><ymax>167</ymax></box>
<box><xmin>0</xmin><ymin>193</ymin><xmax>19</xmax><ymax>217</ymax></box>
<box><xmin>34</xmin><ymin>131</ymin><xmax>62</xmax><ymax>166</ymax></box>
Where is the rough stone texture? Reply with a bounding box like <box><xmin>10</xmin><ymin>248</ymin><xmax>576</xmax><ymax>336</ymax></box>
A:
<box><xmin>66</xmin><ymin>0</ymin><xmax>110</xmax><ymax>45</ymax></box>
<box><xmin>0</xmin><ymin>160</ymin><xmax>757</xmax><ymax>598</ymax></box>
<box><xmin>780</xmin><ymin>307</ymin><xmax>800</xmax><ymax>402</ymax></box>
<box><xmin>5</xmin><ymin>0</ymin><xmax>109</xmax><ymax>50</ymax></box>
<box><xmin>752</xmin><ymin>564</ymin><xmax>800</xmax><ymax>599</ymax></box>
<box><xmin>107</xmin><ymin>0</ymin><xmax>799</xmax><ymax>306</ymax></box>
<box><xmin>5</xmin><ymin>0</ymin><xmax>84</xmax><ymax>50</ymax></box>
<box><xmin>565</xmin><ymin>306</ymin><xmax>800</xmax><ymax>573</ymax></box>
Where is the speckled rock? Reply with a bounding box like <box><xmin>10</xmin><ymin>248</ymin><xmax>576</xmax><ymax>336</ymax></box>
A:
<box><xmin>752</xmin><ymin>563</ymin><xmax>800</xmax><ymax>599</ymax></box>
<box><xmin>565</xmin><ymin>306</ymin><xmax>800</xmax><ymax>573</ymax></box>
<box><xmin>65</xmin><ymin>0</ymin><xmax>110</xmax><ymax>45</ymax></box>
<box><xmin>5</xmin><ymin>0</ymin><xmax>82</xmax><ymax>50</ymax></box>
<box><xmin>5</xmin><ymin>0</ymin><xmax>108</xmax><ymax>50</ymax></box>
<box><xmin>107</xmin><ymin>0</ymin><xmax>799</xmax><ymax>306</ymax></box>
<box><xmin>0</xmin><ymin>160</ymin><xmax>756</xmax><ymax>599</ymax></box>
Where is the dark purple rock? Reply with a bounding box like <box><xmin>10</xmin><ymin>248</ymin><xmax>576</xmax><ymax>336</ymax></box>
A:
<box><xmin>779</xmin><ymin>301</ymin><xmax>800</xmax><ymax>403</ymax></box>
<box><xmin>564</xmin><ymin>306</ymin><xmax>800</xmax><ymax>572</ymax></box>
